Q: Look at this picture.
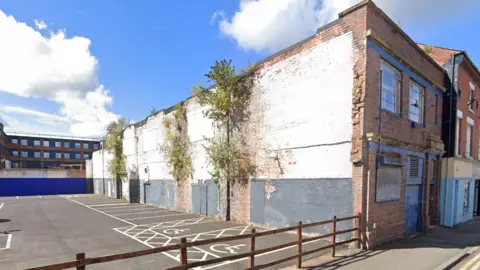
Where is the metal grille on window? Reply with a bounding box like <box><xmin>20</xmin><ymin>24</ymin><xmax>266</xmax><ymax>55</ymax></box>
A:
<box><xmin>410</xmin><ymin>157</ymin><xmax>419</xmax><ymax>177</ymax></box>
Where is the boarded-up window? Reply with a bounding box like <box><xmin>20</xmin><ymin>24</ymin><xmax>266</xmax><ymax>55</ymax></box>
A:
<box><xmin>143</xmin><ymin>129</ymin><xmax>158</xmax><ymax>152</ymax></box>
<box><xmin>376</xmin><ymin>165</ymin><xmax>402</xmax><ymax>202</ymax></box>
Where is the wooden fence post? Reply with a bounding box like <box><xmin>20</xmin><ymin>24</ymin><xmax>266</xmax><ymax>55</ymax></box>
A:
<box><xmin>180</xmin><ymin>237</ymin><xmax>188</xmax><ymax>268</ymax></box>
<box><xmin>76</xmin><ymin>253</ymin><xmax>85</xmax><ymax>270</ymax></box>
<box><xmin>296</xmin><ymin>221</ymin><xmax>302</xmax><ymax>268</ymax></box>
<box><xmin>249</xmin><ymin>228</ymin><xmax>256</xmax><ymax>268</ymax></box>
<box><xmin>357</xmin><ymin>212</ymin><xmax>362</xmax><ymax>249</ymax></box>
<box><xmin>332</xmin><ymin>216</ymin><xmax>337</xmax><ymax>257</ymax></box>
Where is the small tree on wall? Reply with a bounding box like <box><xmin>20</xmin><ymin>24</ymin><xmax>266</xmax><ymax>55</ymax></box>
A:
<box><xmin>193</xmin><ymin>59</ymin><xmax>255</xmax><ymax>221</ymax></box>
<box><xmin>162</xmin><ymin>102</ymin><xmax>192</xmax><ymax>184</ymax></box>
<box><xmin>104</xmin><ymin>118</ymin><xmax>128</xmax><ymax>183</ymax></box>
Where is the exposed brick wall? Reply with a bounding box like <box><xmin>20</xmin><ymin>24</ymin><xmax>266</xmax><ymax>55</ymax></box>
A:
<box><xmin>456</xmin><ymin>63</ymin><xmax>480</xmax><ymax>160</ymax></box>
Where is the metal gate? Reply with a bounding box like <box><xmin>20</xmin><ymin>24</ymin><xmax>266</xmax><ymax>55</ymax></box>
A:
<box><xmin>192</xmin><ymin>180</ymin><xmax>218</xmax><ymax>217</ymax></box>
<box><xmin>129</xmin><ymin>179</ymin><xmax>140</xmax><ymax>203</ymax></box>
<box><xmin>405</xmin><ymin>157</ymin><xmax>424</xmax><ymax>236</ymax></box>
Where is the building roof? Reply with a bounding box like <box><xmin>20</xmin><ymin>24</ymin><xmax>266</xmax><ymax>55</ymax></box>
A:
<box><xmin>4</xmin><ymin>130</ymin><xmax>101</xmax><ymax>142</ymax></box>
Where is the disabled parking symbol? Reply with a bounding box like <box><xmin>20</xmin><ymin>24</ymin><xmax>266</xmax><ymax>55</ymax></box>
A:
<box><xmin>163</xmin><ymin>228</ymin><xmax>190</xmax><ymax>235</ymax></box>
<box><xmin>210</xmin><ymin>244</ymin><xmax>245</xmax><ymax>254</ymax></box>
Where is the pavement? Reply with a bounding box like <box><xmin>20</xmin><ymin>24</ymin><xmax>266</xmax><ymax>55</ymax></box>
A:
<box><xmin>452</xmin><ymin>247</ymin><xmax>480</xmax><ymax>270</ymax></box>
<box><xmin>281</xmin><ymin>217</ymin><xmax>480</xmax><ymax>270</ymax></box>
<box><xmin>0</xmin><ymin>194</ymin><xmax>334</xmax><ymax>269</ymax></box>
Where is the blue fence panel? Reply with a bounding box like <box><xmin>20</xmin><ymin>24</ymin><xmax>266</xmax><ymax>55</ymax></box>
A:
<box><xmin>0</xmin><ymin>178</ymin><xmax>87</xmax><ymax>197</ymax></box>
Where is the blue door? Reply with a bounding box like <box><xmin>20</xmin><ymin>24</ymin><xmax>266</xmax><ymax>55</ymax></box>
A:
<box><xmin>405</xmin><ymin>157</ymin><xmax>424</xmax><ymax>236</ymax></box>
<box><xmin>405</xmin><ymin>185</ymin><xmax>422</xmax><ymax>235</ymax></box>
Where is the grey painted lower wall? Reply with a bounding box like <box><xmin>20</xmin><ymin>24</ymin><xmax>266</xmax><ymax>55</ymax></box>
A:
<box><xmin>93</xmin><ymin>178</ymin><xmax>117</xmax><ymax>198</ymax></box>
<box><xmin>86</xmin><ymin>178</ymin><xmax>94</xmax><ymax>194</ymax></box>
<box><xmin>191</xmin><ymin>180</ymin><xmax>219</xmax><ymax>216</ymax></box>
<box><xmin>250</xmin><ymin>178</ymin><xmax>354</xmax><ymax>238</ymax></box>
<box><xmin>141</xmin><ymin>179</ymin><xmax>176</xmax><ymax>209</ymax></box>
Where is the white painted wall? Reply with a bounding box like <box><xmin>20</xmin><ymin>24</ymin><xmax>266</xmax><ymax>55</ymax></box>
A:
<box><xmin>251</xmin><ymin>33</ymin><xmax>354</xmax><ymax>179</ymax></box>
<box><xmin>135</xmin><ymin>112</ymin><xmax>171</xmax><ymax>181</ymax></box>
<box><xmin>0</xmin><ymin>169</ymin><xmax>67</xmax><ymax>178</ymax></box>
<box><xmin>187</xmin><ymin>100</ymin><xmax>215</xmax><ymax>183</ymax></box>
<box><xmin>92</xmin><ymin>149</ymin><xmax>114</xmax><ymax>179</ymax></box>
<box><xmin>123</xmin><ymin>125</ymin><xmax>138</xmax><ymax>179</ymax></box>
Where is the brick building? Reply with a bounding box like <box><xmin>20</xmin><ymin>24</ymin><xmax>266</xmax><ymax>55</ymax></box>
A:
<box><xmin>0</xmin><ymin>123</ymin><xmax>8</xmax><ymax>169</ymax></box>
<box><xmin>91</xmin><ymin>0</ymin><xmax>445</xmax><ymax>248</ymax></box>
<box><xmin>418</xmin><ymin>44</ymin><xmax>480</xmax><ymax>225</ymax></box>
<box><xmin>0</xmin><ymin>124</ymin><xmax>100</xmax><ymax>170</ymax></box>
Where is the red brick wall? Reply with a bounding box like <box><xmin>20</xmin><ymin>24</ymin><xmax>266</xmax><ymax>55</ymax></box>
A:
<box><xmin>456</xmin><ymin>62</ymin><xmax>480</xmax><ymax>160</ymax></box>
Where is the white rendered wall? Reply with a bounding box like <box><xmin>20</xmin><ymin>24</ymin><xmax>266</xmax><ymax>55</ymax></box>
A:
<box><xmin>252</xmin><ymin>33</ymin><xmax>354</xmax><ymax>179</ymax></box>
<box><xmin>92</xmin><ymin>149</ymin><xmax>114</xmax><ymax>179</ymax></box>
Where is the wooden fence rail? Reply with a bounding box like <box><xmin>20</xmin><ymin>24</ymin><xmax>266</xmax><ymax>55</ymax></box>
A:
<box><xmin>25</xmin><ymin>213</ymin><xmax>362</xmax><ymax>270</ymax></box>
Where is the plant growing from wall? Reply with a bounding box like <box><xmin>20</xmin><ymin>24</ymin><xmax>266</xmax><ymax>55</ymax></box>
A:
<box><xmin>104</xmin><ymin>118</ymin><xmax>128</xmax><ymax>182</ymax></box>
<box><xmin>162</xmin><ymin>102</ymin><xmax>192</xmax><ymax>183</ymax></box>
<box><xmin>193</xmin><ymin>59</ymin><xmax>255</xmax><ymax>221</ymax></box>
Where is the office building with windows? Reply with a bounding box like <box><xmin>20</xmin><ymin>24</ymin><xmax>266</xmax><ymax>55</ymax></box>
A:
<box><xmin>0</xmin><ymin>123</ymin><xmax>101</xmax><ymax>170</ymax></box>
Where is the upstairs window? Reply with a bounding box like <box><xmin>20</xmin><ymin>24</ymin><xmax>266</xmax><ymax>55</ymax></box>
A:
<box><xmin>21</xmin><ymin>139</ymin><xmax>28</xmax><ymax>146</ymax></box>
<box><xmin>84</xmin><ymin>143</ymin><xmax>89</xmax><ymax>149</ymax></box>
<box><xmin>94</xmin><ymin>144</ymin><xmax>99</xmax><ymax>150</ymax></box>
<box><xmin>469</xmin><ymin>82</ymin><xmax>475</xmax><ymax>111</ymax></box>
<box><xmin>21</xmin><ymin>151</ymin><xmax>28</xmax><ymax>158</ymax></box>
<box><xmin>64</xmin><ymin>153</ymin><xmax>70</xmax><ymax>160</ymax></box>
<box><xmin>55</xmin><ymin>152</ymin><xmax>62</xmax><ymax>159</ymax></box>
<box><xmin>55</xmin><ymin>141</ymin><xmax>61</xmax><ymax>148</ymax></box>
<box><xmin>34</xmin><ymin>152</ymin><xmax>40</xmax><ymax>158</ymax></box>
<box><xmin>75</xmin><ymin>153</ymin><xmax>81</xmax><ymax>160</ymax></box>
<box><xmin>409</xmin><ymin>81</ymin><xmax>425</xmax><ymax>124</ymax></box>
<box><xmin>44</xmin><ymin>152</ymin><xmax>50</xmax><ymax>159</ymax></box>
<box><xmin>64</xmin><ymin>142</ymin><xmax>70</xmax><ymax>148</ymax></box>
<box><xmin>75</xmin><ymin>143</ymin><xmax>81</xmax><ymax>149</ymax></box>
<box><xmin>44</xmin><ymin>141</ymin><xmax>50</xmax><ymax>147</ymax></box>
<box><xmin>34</xmin><ymin>140</ymin><xmax>40</xmax><ymax>146</ymax></box>
<box><xmin>11</xmin><ymin>138</ymin><xmax>18</xmax><ymax>144</ymax></box>
<box><xmin>380</xmin><ymin>61</ymin><xmax>401</xmax><ymax>114</ymax></box>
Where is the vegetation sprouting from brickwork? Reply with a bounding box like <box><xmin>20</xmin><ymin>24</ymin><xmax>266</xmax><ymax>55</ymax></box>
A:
<box><xmin>193</xmin><ymin>59</ymin><xmax>255</xmax><ymax>221</ymax></box>
<box><xmin>162</xmin><ymin>102</ymin><xmax>192</xmax><ymax>183</ymax></box>
<box><xmin>104</xmin><ymin>118</ymin><xmax>128</xmax><ymax>181</ymax></box>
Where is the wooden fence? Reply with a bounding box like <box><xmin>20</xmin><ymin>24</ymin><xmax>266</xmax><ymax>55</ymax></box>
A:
<box><xmin>26</xmin><ymin>214</ymin><xmax>362</xmax><ymax>270</ymax></box>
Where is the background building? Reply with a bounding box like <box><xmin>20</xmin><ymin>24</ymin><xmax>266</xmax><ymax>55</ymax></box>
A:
<box><xmin>0</xmin><ymin>123</ymin><xmax>101</xmax><ymax>170</ymax></box>
<box><xmin>0</xmin><ymin>123</ymin><xmax>9</xmax><ymax>169</ymax></box>
<box><xmin>419</xmin><ymin>44</ymin><xmax>480</xmax><ymax>226</ymax></box>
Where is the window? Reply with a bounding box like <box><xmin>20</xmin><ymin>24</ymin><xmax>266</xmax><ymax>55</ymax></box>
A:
<box><xmin>455</xmin><ymin>117</ymin><xmax>461</xmax><ymax>156</ymax></box>
<box><xmin>44</xmin><ymin>152</ymin><xmax>50</xmax><ymax>159</ymax></box>
<box><xmin>409</xmin><ymin>82</ymin><xmax>425</xmax><ymax>124</ymax></box>
<box><xmin>84</xmin><ymin>153</ymin><xmax>89</xmax><ymax>160</ymax></box>
<box><xmin>21</xmin><ymin>151</ymin><xmax>28</xmax><ymax>158</ymax></box>
<box><xmin>469</xmin><ymin>82</ymin><xmax>475</xmax><ymax>111</ymax></box>
<box><xmin>34</xmin><ymin>152</ymin><xmax>40</xmax><ymax>158</ymax></box>
<box><xmin>464</xmin><ymin>182</ymin><xmax>470</xmax><ymax>213</ymax></box>
<box><xmin>466</xmin><ymin>122</ymin><xmax>473</xmax><ymax>157</ymax></box>
<box><xmin>55</xmin><ymin>141</ymin><xmax>61</xmax><ymax>147</ymax></box>
<box><xmin>12</xmin><ymin>151</ymin><xmax>18</xmax><ymax>156</ymax></box>
<box><xmin>380</xmin><ymin>61</ymin><xmax>401</xmax><ymax>114</ymax></box>
<box><xmin>376</xmin><ymin>165</ymin><xmax>402</xmax><ymax>202</ymax></box>
<box><xmin>11</xmin><ymin>138</ymin><xmax>18</xmax><ymax>144</ymax></box>
<box><xmin>44</xmin><ymin>140</ymin><xmax>50</xmax><ymax>147</ymax></box>
<box><xmin>64</xmin><ymin>153</ymin><xmax>70</xmax><ymax>160</ymax></box>
<box><xmin>94</xmin><ymin>144</ymin><xmax>99</xmax><ymax>150</ymax></box>
<box><xmin>21</xmin><ymin>139</ymin><xmax>28</xmax><ymax>146</ymax></box>
<box><xmin>64</xmin><ymin>142</ymin><xmax>70</xmax><ymax>148</ymax></box>
<box><xmin>55</xmin><ymin>152</ymin><xmax>62</xmax><ymax>159</ymax></box>
<box><xmin>11</xmin><ymin>162</ymin><xmax>19</xmax><ymax>168</ymax></box>
<box><xmin>75</xmin><ymin>143</ymin><xmax>81</xmax><ymax>149</ymax></box>
<box><xmin>84</xmin><ymin>143</ymin><xmax>89</xmax><ymax>149</ymax></box>
<box><xmin>75</xmin><ymin>153</ymin><xmax>81</xmax><ymax>160</ymax></box>
<box><xmin>34</xmin><ymin>140</ymin><xmax>40</xmax><ymax>146</ymax></box>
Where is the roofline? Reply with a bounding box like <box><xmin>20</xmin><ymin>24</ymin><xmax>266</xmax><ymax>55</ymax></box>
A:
<box><xmin>457</xmin><ymin>51</ymin><xmax>480</xmax><ymax>81</ymax></box>
<box><xmin>5</xmin><ymin>131</ymin><xmax>101</xmax><ymax>142</ymax></box>
<box><xmin>416</xmin><ymin>43</ymin><xmax>462</xmax><ymax>54</ymax></box>
<box><xmin>339</xmin><ymin>0</ymin><xmax>446</xmax><ymax>75</ymax></box>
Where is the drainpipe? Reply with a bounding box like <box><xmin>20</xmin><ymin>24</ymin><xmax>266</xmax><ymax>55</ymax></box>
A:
<box><xmin>375</xmin><ymin>70</ymin><xmax>384</xmax><ymax>187</ymax></box>
<box><xmin>443</xmin><ymin>53</ymin><xmax>458</xmax><ymax>225</ymax></box>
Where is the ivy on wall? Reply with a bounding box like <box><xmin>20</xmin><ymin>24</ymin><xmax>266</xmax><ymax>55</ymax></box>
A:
<box><xmin>104</xmin><ymin>118</ymin><xmax>128</xmax><ymax>181</ymax></box>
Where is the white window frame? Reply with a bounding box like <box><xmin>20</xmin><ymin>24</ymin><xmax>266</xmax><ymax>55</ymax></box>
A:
<box><xmin>64</xmin><ymin>153</ymin><xmax>70</xmax><ymax>160</ymax></box>
<box><xmin>21</xmin><ymin>151</ymin><xmax>28</xmax><ymax>158</ymax></box>
<box><xmin>11</xmin><ymin>138</ymin><xmax>18</xmax><ymax>144</ymax></box>
<box><xmin>83</xmin><ymin>153</ymin><xmax>89</xmax><ymax>160</ymax></box>
<box><xmin>455</xmin><ymin>112</ymin><xmax>463</xmax><ymax>157</ymax></box>
<box><xmin>55</xmin><ymin>141</ymin><xmax>61</xmax><ymax>148</ymax></box>
<box><xmin>55</xmin><ymin>152</ymin><xmax>62</xmax><ymax>159</ymax></box>
<box><xmin>34</xmin><ymin>152</ymin><xmax>40</xmax><ymax>158</ymax></box>
<box><xmin>44</xmin><ymin>141</ymin><xmax>50</xmax><ymax>147</ymax></box>
<box><xmin>34</xmin><ymin>140</ymin><xmax>40</xmax><ymax>146</ymax></box>
<box><xmin>75</xmin><ymin>143</ymin><xmax>81</xmax><ymax>149</ymax></box>
<box><xmin>409</xmin><ymin>81</ymin><xmax>425</xmax><ymax>124</ymax></box>
<box><xmin>83</xmin><ymin>143</ymin><xmax>89</xmax><ymax>149</ymax></box>
<box><xmin>64</xmin><ymin>142</ymin><xmax>70</xmax><ymax>148</ymax></box>
<box><xmin>75</xmin><ymin>153</ymin><xmax>81</xmax><ymax>160</ymax></box>
<box><xmin>21</xmin><ymin>139</ymin><xmax>28</xmax><ymax>146</ymax></box>
<box><xmin>44</xmin><ymin>152</ymin><xmax>50</xmax><ymax>159</ymax></box>
<box><xmin>380</xmin><ymin>61</ymin><xmax>401</xmax><ymax>114</ymax></box>
<box><xmin>12</xmin><ymin>151</ymin><xmax>18</xmax><ymax>156</ymax></box>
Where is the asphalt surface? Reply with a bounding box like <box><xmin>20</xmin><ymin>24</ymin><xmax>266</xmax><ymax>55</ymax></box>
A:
<box><xmin>0</xmin><ymin>194</ymin><xmax>332</xmax><ymax>269</ymax></box>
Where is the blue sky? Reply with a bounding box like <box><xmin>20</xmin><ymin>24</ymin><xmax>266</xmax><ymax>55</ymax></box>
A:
<box><xmin>0</xmin><ymin>0</ymin><xmax>479</xmax><ymax>137</ymax></box>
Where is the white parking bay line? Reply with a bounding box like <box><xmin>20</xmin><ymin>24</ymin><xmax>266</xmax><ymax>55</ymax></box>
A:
<box><xmin>114</xmin><ymin>210</ymin><xmax>171</xmax><ymax>216</ymax></box>
<box><xmin>89</xmin><ymin>203</ymin><xmax>129</xmax><ymax>207</ymax></box>
<box><xmin>0</xmin><ymin>203</ymin><xmax>4</xmax><ymax>211</ymax></box>
<box><xmin>103</xmin><ymin>207</ymin><xmax>155</xmax><ymax>213</ymax></box>
<box><xmin>124</xmin><ymin>213</ymin><xmax>190</xmax><ymax>221</ymax></box>
<box><xmin>61</xmin><ymin>195</ymin><xmax>135</xmax><ymax>225</ymax></box>
<box><xmin>94</xmin><ymin>205</ymin><xmax>146</xmax><ymax>210</ymax></box>
<box><xmin>0</xmin><ymin>234</ymin><xmax>12</xmax><ymax>250</ymax></box>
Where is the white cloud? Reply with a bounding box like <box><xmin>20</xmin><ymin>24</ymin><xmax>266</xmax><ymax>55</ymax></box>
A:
<box><xmin>0</xmin><ymin>10</ymin><xmax>118</xmax><ymax>137</ymax></box>
<box><xmin>34</xmin><ymin>19</ymin><xmax>48</xmax><ymax>30</ymax></box>
<box><xmin>218</xmin><ymin>0</ymin><xmax>480</xmax><ymax>53</ymax></box>
<box><xmin>3</xmin><ymin>106</ymin><xmax>69</xmax><ymax>122</ymax></box>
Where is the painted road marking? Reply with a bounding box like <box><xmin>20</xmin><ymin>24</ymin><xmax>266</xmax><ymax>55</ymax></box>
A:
<box><xmin>124</xmin><ymin>213</ymin><xmax>189</xmax><ymax>221</ymax></box>
<box><xmin>102</xmin><ymin>207</ymin><xmax>156</xmax><ymax>212</ymax></box>
<box><xmin>0</xmin><ymin>234</ymin><xmax>12</xmax><ymax>250</ymax></box>
<box><xmin>0</xmin><ymin>203</ymin><xmax>4</xmax><ymax>211</ymax></box>
<box><xmin>89</xmin><ymin>203</ymin><xmax>129</xmax><ymax>207</ymax></box>
<box><xmin>163</xmin><ymin>228</ymin><xmax>190</xmax><ymax>235</ymax></box>
<box><xmin>210</xmin><ymin>244</ymin><xmax>245</xmax><ymax>254</ymax></box>
<box><xmin>462</xmin><ymin>254</ymin><xmax>480</xmax><ymax>270</ymax></box>
<box><xmin>93</xmin><ymin>205</ymin><xmax>148</xmax><ymax>210</ymax></box>
<box><xmin>114</xmin><ymin>210</ymin><xmax>171</xmax><ymax>216</ymax></box>
<box><xmin>61</xmin><ymin>195</ymin><xmax>135</xmax><ymax>225</ymax></box>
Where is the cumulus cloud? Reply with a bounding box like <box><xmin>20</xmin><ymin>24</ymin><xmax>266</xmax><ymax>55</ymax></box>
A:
<box><xmin>0</xmin><ymin>10</ymin><xmax>118</xmax><ymax>137</ymax></box>
<box><xmin>218</xmin><ymin>0</ymin><xmax>480</xmax><ymax>53</ymax></box>
<box><xmin>34</xmin><ymin>19</ymin><xmax>47</xmax><ymax>30</ymax></box>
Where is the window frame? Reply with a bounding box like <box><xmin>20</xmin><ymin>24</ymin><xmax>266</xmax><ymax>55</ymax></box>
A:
<box><xmin>44</xmin><ymin>152</ymin><xmax>50</xmax><ymax>159</ymax></box>
<box><xmin>44</xmin><ymin>141</ymin><xmax>50</xmax><ymax>147</ymax></box>
<box><xmin>21</xmin><ymin>139</ymin><xmax>28</xmax><ymax>146</ymax></box>
<box><xmin>12</xmin><ymin>150</ymin><xmax>18</xmax><ymax>157</ymax></box>
<box><xmin>469</xmin><ymin>84</ymin><xmax>475</xmax><ymax>112</ymax></box>
<box><xmin>380</xmin><ymin>60</ymin><xmax>402</xmax><ymax>115</ymax></box>
<box><xmin>75</xmin><ymin>153</ymin><xmax>81</xmax><ymax>160</ymax></box>
<box><xmin>75</xmin><ymin>143</ymin><xmax>81</xmax><ymax>149</ymax></box>
<box><xmin>21</xmin><ymin>151</ymin><xmax>28</xmax><ymax>158</ymax></box>
<box><xmin>34</xmin><ymin>152</ymin><xmax>41</xmax><ymax>158</ymax></box>
<box><xmin>83</xmin><ymin>143</ymin><xmax>89</xmax><ymax>149</ymax></box>
<box><xmin>55</xmin><ymin>152</ymin><xmax>62</xmax><ymax>159</ymax></box>
<box><xmin>64</xmin><ymin>153</ymin><xmax>70</xmax><ymax>160</ymax></box>
<box><xmin>83</xmin><ymin>153</ymin><xmax>89</xmax><ymax>160</ymax></box>
<box><xmin>409</xmin><ymin>80</ymin><xmax>425</xmax><ymax>125</ymax></box>
<box><xmin>94</xmin><ymin>144</ymin><xmax>99</xmax><ymax>150</ymax></box>
<box><xmin>466</xmin><ymin>123</ymin><xmax>473</xmax><ymax>157</ymax></box>
<box><xmin>11</xmin><ymin>138</ymin><xmax>18</xmax><ymax>144</ymax></box>
<box><xmin>64</xmin><ymin>142</ymin><xmax>70</xmax><ymax>148</ymax></box>
<box><xmin>34</xmin><ymin>140</ymin><xmax>40</xmax><ymax>146</ymax></box>
<box><xmin>55</xmin><ymin>141</ymin><xmax>61</xmax><ymax>148</ymax></box>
